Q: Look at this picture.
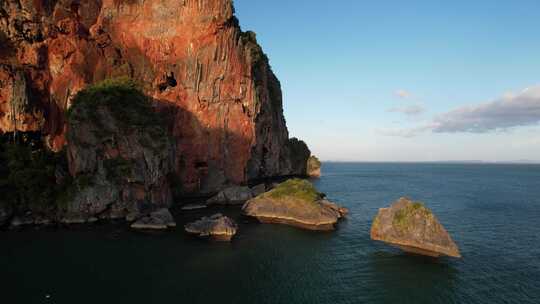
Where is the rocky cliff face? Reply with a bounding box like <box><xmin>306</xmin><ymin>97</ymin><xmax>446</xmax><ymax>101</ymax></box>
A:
<box><xmin>64</xmin><ymin>78</ymin><xmax>173</xmax><ymax>222</ymax></box>
<box><xmin>0</xmin><ymin>0</ymin><xmax>309</xmax><ymax>194</ymax></box>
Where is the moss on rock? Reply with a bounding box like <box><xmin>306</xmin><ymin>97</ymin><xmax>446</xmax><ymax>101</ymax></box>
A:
<box><xmin>265</xmin><ymin>178</ymin><xmax>321</xmax><ymax>203</ymax></box>
<box><xmin>371</xmin><ymin>197</ymin><xmax>460</xmax><ymax>258</ymax></box>
<box><xmin>392</xmin><ymin>201</ymin><xmax>433</xmax><ymax>231</ymax></box>
<box><xmin>242</xmin><ymin>178</ymin><xmax>347</xmax><ymax>230</ymax></box>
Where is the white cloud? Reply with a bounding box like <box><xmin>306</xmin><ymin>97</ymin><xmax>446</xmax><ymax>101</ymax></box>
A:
<box><xmin>432</xmin><ymin>85</ymin><xmax>540</xmax><ymax>133</ymax></box>
<box><xmin>380</xmin><ymin>85</ymin><xmax>540</xmax><ymax>137</ymax></box>
<box><xmin>387</xmin><ymin>104</ymin><xmax>425</xmax><ymax>116</ymax></box>
<box><xmin>376</xmin><ymin>124</ymin><xmax>434</xmax><ymax>138</ymax></box>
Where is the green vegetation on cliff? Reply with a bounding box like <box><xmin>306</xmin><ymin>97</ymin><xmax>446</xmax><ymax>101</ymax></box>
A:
<box><xmin>0</xmin><ymin>133</ymin><xmax>69</xmax><ymax>214</ymax></box>
<box><xmin>64</xmin><ymin>77</ymin><xmax>173</xmax><ymax>210</ymax></box>
<box><xmin>266</xmin><ymin>179</ymin><xmax>321</xmax><ymax>203</ymax></box>
<box><xmin>392</xmin><ymin>201</ymin><xmax>433</xmax><ymax>231</ymax></box>
<box><xmin>308</xmin><ymin>156</ymin><xmax>321</xmax><ymax>168</ymax></box>
<box><xmin>307</xmin><ymin>155</ymin><xmax>321</xmax><ymax>176</ymax></box>
<box><xmin>67</xmin><ymin>77</ymin><xmax>169</xmax><ymax>150</ymax></box>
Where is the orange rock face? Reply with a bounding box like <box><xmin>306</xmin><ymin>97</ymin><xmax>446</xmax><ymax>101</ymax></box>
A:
<box><xmin>0</xmin><ymin>0</ymin><xmax>307</xmax><ymax>193</ymax></box>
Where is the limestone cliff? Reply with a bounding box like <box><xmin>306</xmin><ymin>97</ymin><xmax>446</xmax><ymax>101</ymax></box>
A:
<box><xmin>64</xmin><ymin>78</ymin><xmax>173</xmax><ymax>222</ymax></box>
<box><xmin>0</xmin><ymin>0</ymin><xmax>310</xmax><ymax>194</ymax></box>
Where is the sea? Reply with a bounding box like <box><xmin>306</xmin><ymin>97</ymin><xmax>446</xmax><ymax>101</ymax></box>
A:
<box><xmin>2</xmin><ymin>162</ymin><xmax>540</xmax><ymax>303</ymax></box>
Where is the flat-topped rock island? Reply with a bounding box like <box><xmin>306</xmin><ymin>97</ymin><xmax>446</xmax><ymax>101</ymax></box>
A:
<box><xmin>242</xmin><ymin>179</ymin><xmax>348</xmax><ymax>230</ymax></box>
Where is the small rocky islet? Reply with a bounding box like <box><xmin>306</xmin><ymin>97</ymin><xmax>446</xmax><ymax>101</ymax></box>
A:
<box><xmin>306</xmin><ymin>156</ymin><xmax>322</xmax><ymax>178</ymax></box>
<box><xmin>370</xmin><ymin>197</ymin><xmax>461</xmax><ymax>258</ymax></box>
<box><xmin>185</xmin><ymin>213</ymin><xmax>238</xmax><ymax>241</ymax></box>
<box><xmin>242</xmin><ymin>179</ymin><xmax>348</xmax><ymax>230</ymax></box>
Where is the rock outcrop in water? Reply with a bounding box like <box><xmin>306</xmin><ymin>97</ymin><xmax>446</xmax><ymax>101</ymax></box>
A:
<box><xmin>242</xmin><ymin>179</ymin><xmax>348</xmax><ymax>230</ymax></box>
<box><xmin>370</xmin><ymin>197</ymin><xmax>461</xmax><ymax>258</ymax></box>
<box><xmin>185</xmin><ymin>213</ymin><xmax>237</xmax><ymax>241</ymax></box>
<box><xmin>0</xmin><ymin>0</ymin><xmax>311</xmax><ymax>196</ymax></box>
<box><xmin>307</xmin><ymin>155</ymin><xmax>321</xmax><ymax>178</ymax></box>
<box><xmin>131</xmin><ymin>208</ymin><xmax>176</xmax><ymax>230</ymax></box>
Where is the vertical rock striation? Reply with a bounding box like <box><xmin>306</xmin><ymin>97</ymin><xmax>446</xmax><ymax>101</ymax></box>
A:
<box><xmin>0</xmin><ymin>0</ymin><xmax>310</xmax><ymax>195</ymax></box>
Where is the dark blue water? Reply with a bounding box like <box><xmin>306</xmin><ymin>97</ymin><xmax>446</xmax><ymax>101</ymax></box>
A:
<box><xmin>2</xmin><ymin>163</ymin><xmax>540</xmax><ymax>303</ymax></box>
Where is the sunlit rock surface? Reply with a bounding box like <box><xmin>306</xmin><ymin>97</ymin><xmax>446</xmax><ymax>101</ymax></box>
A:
<box><xmin>0</xmin><ymin>0</ymin><xmax>310</xmax><ymax>195</ymax></box>
<box><xmin>370</xmin><ymin>197</ymin><xmax>461</xmax><ymax>258</ymax></box>
<box><xmin>131</xmin><ymin>208</ymin><xmax>176</xmax><ymax>230</ymax></box>
<box><xmin>307</xmin><ymin>155</ymin><xmax>321</xmax><ymax>178</ymax></box>
<box><xmin>242</xmin><ymin>179</ymin><xmax>348</xmax><ymax>230</ymax></box>
<box><xmin>185</xmin><ymin>213</ymin><xmax>237</xmax><ymax>241</ymax></box>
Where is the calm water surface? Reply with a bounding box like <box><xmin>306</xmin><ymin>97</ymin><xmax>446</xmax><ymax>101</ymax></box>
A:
<box><xmin>2</xmin><ymin>163</ymin><xmax>540</xmax><ymax>303</ymax></box>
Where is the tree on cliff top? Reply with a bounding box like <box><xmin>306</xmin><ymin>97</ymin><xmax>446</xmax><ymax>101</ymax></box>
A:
<box><xmin>67</xmin><ymin>77</ymin><xmax>169</xmax><ymax>147</ymax></box>
<box><xmin>0</xmin><ymin>133</ymin><xmax>66</xmax><ymax>214</ymax></box>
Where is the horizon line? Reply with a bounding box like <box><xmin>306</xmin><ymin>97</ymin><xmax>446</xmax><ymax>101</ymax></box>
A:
<box><xmin>319</xmin><ymin>160</ymin><xmax>540</xmax><ymax>164</ymax></box>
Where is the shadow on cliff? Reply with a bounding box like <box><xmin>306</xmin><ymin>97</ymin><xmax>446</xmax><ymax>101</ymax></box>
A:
<box><xmin>1</xmin><ymin>0</ymin><xmax>304</xmax><ymax>198</ymax></box>
<box><xmin>153</xmin><ymin>98</ymin><xmax>255</xmax><ymax>196</ymax></box>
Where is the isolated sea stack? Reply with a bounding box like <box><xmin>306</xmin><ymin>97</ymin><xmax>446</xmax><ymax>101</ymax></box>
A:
<box><xmin>370</xmin><ymin>197</ymin><xmax>461</xmax><ymax>258</ymax></box>
<box><xmin>307</xmin><ymin>156</ymin><xmax>322</xmax><ymax>178</ymax></box>
<box><xmin>242</xmin><ymin>179</ymin><xmax>348</xmax><ymax>230</ymax></box>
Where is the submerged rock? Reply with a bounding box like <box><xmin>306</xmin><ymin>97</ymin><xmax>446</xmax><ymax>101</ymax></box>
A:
<box><xmin>307</xmin><ymin>155</ymin><xmax>322</xmax><ymax>178</ymax></box>
<box><xmin>131</xmin><ymin>208</ymin><xmax>176</xmax><ymax>230</ymax></box>
<box><xmin>184</xmin><ymin>214</ymin><xmax>238</xmax><ymax>241</ymax></box>
<box><xmin>370</xmin><ymin>197</ymin><xmax>461</xmax><ymax>258</ymax></box>
<box><xmin>206</xmin><ymin>186</ymin><xmax>253</xmax><ymax>205</ymax></box>
<box><xmin>242</xmin><ymin>179</ymin><xmax>347</xmax><ymax>230</ymax></box>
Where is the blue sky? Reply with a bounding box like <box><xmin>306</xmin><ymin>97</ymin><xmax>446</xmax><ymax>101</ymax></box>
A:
<box><xmin>234</xmin><ymin>0</ymin><xmax>540</xmax><ymax>161</ymax></box>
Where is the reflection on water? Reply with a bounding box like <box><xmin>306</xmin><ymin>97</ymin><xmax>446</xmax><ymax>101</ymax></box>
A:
<box><xmin>366</xmin><ymin>250</ymin><xmax>459</xmax><ymax>303</ymax></box>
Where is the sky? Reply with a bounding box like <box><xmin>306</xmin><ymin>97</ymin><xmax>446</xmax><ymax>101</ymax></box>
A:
<box><xmin>234</xmin><ymin>0</ymin><xmax>540</xmax><ymax>162</ymax></box>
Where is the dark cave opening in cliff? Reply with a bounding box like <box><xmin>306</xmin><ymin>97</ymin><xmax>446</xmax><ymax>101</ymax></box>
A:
<box><xmin>158</xmin><ymin>72</ymin><xmax>178</xmax><ymax>92</ymax></box>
